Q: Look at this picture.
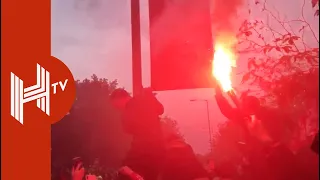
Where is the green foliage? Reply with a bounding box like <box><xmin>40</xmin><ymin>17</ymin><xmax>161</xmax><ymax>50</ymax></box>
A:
<box><xmin>52</xmin><ymin>74</ymin><xmax>130</xmax><ymax>169</ymax></box>
<box><xmin>236</xmin><ymin>0</ymin><xmax>319</xmax><ymax>143</ymax></box>
<box><xmin>238</xmin><ymin>1</ymin><xmax>319</xmax><ymax>85</ymax></box>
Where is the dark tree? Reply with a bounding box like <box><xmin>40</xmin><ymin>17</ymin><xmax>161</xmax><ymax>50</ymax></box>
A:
<box><xmin>51</xmin><ymin>75</ymin><xmax>131</xmax><ymax>170</ymax></box>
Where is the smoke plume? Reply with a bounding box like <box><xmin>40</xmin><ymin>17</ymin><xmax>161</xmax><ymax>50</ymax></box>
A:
<box><xmin>211</xmin><ymin>0</ymin><xmax>244</xmax><ymax>37</ymax></box>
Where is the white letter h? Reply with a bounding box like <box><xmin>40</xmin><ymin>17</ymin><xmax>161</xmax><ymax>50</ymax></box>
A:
<box><xmin>10</xmin><ymin>64</ymin><xmax>50</xmax><ymax>124</ymax></box>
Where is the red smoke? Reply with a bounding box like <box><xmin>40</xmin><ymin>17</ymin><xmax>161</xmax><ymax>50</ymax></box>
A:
<box><xmin>211</xmin><ymin>0</ymin><xmax>244</xmax><ymax>34</ymax></box>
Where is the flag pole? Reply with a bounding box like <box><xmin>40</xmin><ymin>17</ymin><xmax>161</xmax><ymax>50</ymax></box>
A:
<box><xmin>131</xmin><ymin>0</ymin><xmax>143</xmax><ymax>96</ymax></box>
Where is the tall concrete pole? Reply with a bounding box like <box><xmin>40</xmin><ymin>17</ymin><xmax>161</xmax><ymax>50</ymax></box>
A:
<box><xmin>131</xmin><ymin>0</ymin><xmax>143</xmax><ymax>96</ymax></box>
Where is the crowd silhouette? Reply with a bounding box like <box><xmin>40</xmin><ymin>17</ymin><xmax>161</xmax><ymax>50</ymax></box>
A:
<box><xmin>52</xmin><ymin>81</ymin><xmax>319</xmax><ymax>180</ymax></box>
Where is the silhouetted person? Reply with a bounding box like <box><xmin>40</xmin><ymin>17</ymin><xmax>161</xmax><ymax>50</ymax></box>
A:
<box><xmin>215</xmin><ymin>85</ymin><xmax>260</xmax><ymax>121</ymax></box>
<box><xmin>110</xmin><ymin>88</ymin><xmax>132</xmax><ymax>113</ymax></box>
<box><xmin>215</xmin><ymin>85</ymin><xmax>294</xmax><ymax>145</ymax></box>
<box><xmin>111</xmin><ymin>88</ymin><xmax>165</xmax><ymax>180</ymax></box>
<box><xmin>162</xmin><ymin>133</ymin><xmax>209</xmax><ymax>180</ymax></box>
<box><xmin>110</xmin><ymin>88</ymin><xmax>133</xmax><ymax>134</ymax></box>
<box><xmin>214</xmin><ymin>85</ymin><xmax>262</xmax><ymax>144</ymax></box>
<box><xmin>215</xmin><ymin>85</ymin><xmax>298</xmax><ymax>180</ymax></box>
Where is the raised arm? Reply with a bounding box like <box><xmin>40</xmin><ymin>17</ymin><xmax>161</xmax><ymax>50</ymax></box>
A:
<box><xmin>215</xmin><ymin>85</ymin><xmax>240</xmax><ymax>121</ymax></box>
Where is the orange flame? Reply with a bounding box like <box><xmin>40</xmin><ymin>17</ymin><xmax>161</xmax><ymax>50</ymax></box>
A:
<box><xmin>212</xmin><ymin>35</ymin><xmax>237</xmax><ymax>92</ymax></box>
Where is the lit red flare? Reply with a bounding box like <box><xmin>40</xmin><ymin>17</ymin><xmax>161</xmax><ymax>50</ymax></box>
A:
<box><xmin>212</xmin><ymin>35</ymin><xmax>237</xmax><ymax>92</ymax></box>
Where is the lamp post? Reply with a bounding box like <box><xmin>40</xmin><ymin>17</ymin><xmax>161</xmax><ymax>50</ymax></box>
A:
<box><xmin>190</xmin><ymin>99</ymin><xmax>213</xmax><ymax>152</ymax></box>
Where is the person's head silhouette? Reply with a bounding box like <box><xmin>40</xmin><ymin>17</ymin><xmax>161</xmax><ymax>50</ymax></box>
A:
<box><xmin>110</xmin><ymin>88</ymin><xmax>131</xmax><ymax>110</ymax></box>
<box><xmin>240</xmin><ymin>95</ymin><xmax>260</xmax><ymax>115</ymax></box>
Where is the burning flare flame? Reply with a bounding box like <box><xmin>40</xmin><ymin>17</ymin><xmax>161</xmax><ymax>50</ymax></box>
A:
<box><xmin>212</xmin><ymin>35</ymin><xmax>237</xmax><ymax>92</ymax></box>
